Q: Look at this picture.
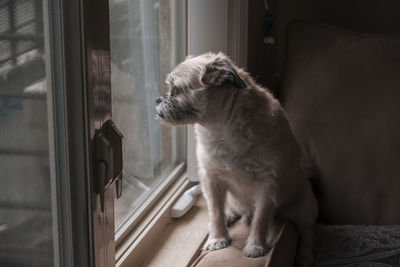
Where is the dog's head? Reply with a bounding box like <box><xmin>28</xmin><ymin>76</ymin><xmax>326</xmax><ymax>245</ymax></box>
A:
<box><xmin>156</xmin><ymin>52</ymin><xmax>246</xmax><ymax>125</ymax></box>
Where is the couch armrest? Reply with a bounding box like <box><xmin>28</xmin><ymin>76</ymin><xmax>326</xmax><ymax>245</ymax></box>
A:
<box><xmin>266</xmin><ymin>222</ymin><xmax>298</xmax><ymax>267</ymax></box>
<box><xmin>191</xmin><ymin>222</ymin><xmax>298</xmax><ymax>267</ymax></box>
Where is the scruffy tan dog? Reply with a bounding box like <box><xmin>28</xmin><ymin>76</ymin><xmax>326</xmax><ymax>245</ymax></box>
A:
<box><xmin>156</xmin><ymin>52</ymin><xmax>318</xmax><ymax>266</ymax></box>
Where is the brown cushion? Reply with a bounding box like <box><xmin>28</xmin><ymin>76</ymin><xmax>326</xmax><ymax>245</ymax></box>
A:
<box><xmin>191</xmin><ymin>222</ymin><xmax>297</xmax><ymax>267</ymax></box>
<box><xmin>191</xmin><ymin>223</ymin><xmax>268</xmax><ymax>267</ymax></box>
<box><xmin>282</xmin><ymin>21</ymin><xmax>400</xmax><ymax>224</ymax></box>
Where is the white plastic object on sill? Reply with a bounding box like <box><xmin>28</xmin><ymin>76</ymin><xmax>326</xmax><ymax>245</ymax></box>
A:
<box><xmin>170</xmin><ymin>184</ymin><xmax>202</xmax><ymax>218</ymax></box>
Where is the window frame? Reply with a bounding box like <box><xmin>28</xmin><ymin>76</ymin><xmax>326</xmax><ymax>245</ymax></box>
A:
<box><xmin>44</xmin><ymin>0</ymin><xmax>95</xmax><ymax>265</ymax></box>
<box><xmin>115</xmin><ymin>162</ymin><xmax>186</xmax><ymax>244</ymax></box>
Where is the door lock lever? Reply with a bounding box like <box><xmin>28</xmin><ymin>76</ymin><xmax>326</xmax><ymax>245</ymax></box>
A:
<box><xmin>93</xmin><ymin>120</ymin><xmax>124</xmax><ymax>212</ymax></box>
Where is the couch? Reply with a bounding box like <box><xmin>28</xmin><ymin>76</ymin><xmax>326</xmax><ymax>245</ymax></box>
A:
<box><xmin>192</xmin><ymin>21</ymin><xmax>400</xmax><ymax>267</ymax></box>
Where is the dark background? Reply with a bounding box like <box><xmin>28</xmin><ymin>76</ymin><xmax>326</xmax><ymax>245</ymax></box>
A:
<box><xmin>246</xmin><ymin>0</ymin><xmax>400</xmax><ymax>97</ymax></box>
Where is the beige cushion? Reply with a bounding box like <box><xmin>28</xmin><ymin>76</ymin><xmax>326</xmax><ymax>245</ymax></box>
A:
<box><xmin>191</xmin><ymin>222</ymin><xmax>298</xmax><ymax>267</ymax></box>
<box><xmin>282</xmin><ymin>21</ymin><xmax>400</xmax><ymax>224</ymax></box>
<box><xmin>191</xmin><ymin>222</ymin><xmax>268</xmax><ymax>267</ymax></box>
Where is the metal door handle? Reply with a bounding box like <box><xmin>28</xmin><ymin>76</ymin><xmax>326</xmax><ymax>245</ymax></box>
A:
<box><xmin>93</xmin><ymin>120</ymin><xmax>124</xmax><ymax>212</ymax></box>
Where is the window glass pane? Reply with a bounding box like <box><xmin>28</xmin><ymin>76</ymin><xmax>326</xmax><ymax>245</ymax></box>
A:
<box><xmin>0</xmin><ymin>0</ymin><xmax>55</xmax><ymax>266</ymax></box>
<box><xmin>110</xmin><ymin>0</ymin><xmax>185</xmax><ymax>230</ymax></box>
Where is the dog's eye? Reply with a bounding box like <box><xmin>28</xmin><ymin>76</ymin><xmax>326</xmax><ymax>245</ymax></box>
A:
<box><xmin>170</xmin><ymin>86</ymin><xmax>182</xmax><ymax>97</ymax></box>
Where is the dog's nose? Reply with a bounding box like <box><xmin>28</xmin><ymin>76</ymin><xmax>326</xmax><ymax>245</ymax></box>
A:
<box><xmin>156</xmin><ymin>97</ymin><xmax>163</xmax><ymax>104</ymax></box>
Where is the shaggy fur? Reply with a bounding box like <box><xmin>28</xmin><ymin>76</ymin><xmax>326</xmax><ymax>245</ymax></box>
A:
<box><xmin>156</xmin><ymin>52</ymin><xmax>318</xmax><ymax>266</ymax></box>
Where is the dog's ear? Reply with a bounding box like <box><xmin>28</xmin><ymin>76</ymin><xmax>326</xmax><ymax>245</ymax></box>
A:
<box><xmin>200</xmin><ymin>56</ymin><xmax>246</xmax><ymax>88</ymax></box>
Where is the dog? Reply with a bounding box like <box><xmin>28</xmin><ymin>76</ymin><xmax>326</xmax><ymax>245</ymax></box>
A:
<box><xmin>156</xmin><ymin>52</ymin><xmax>318</xmax><ymax>266</ymax></box>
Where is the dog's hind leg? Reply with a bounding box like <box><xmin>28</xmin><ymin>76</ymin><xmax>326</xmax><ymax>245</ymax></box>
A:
<box><xmin>266</xmin><ymin>216</ymin><xmax>284</xmax><ymax>247</ymax></box>
<box><xmin>243</xmin><ymin>194</ymin><xmax>274</xmax><ymax>258</ymax></box>
<box><xmin>284</xmin><ymin>186</ymin><xmax>318</xmax><ymax>267</ymax></box>
<box><xmin>225</xmin><ymin>208</ymin><xmax>241</xmax><ymax>227</ymax></box>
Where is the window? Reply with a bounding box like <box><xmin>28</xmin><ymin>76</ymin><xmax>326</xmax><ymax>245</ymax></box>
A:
<box><xmin>109</xmin><ymin>0</ymin><xmax>186</xmax><ymax>240</ymax></box>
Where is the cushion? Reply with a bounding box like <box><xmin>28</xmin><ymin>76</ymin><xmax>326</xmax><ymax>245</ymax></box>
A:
<box><xmin>191</xmin><ymin>222</ymin><xmax>297</xmax><ymax>267</ymax></box>
<box><xmin>314</xmin><ymin>225</ymin><xmax>400</xmax><ymax>266</ymax></box>
<box><xmin>191</xmin><ymin>222</ymin><xmax>267</xmax><ymax>267</ymax></box>
<box><xmin>282</xmin><ymin>21</ymin><xmax>400</xmax><ymax>224</ymax></box>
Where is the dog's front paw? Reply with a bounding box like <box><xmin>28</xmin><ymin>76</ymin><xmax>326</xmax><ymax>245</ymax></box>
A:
<box><xmin>243</xmin><ymin>244</ymin><xmax>269</xmax><ymax>258</ymax></box>
<box><xmin>203</xmin><ymin>236</ymin><xmax>231</xmax><ymax>251</ymax></box>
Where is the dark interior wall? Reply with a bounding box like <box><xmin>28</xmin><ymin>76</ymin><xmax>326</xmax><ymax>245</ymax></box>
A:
<box><xmin>246</xmin><ymin>0</ymin><xmax>276</xmax><ymax>91</ymax></box>
<box><xmin>247</xmin><ymin>0</ymin><xmax>400</xmax><ymax>95</ymax></box>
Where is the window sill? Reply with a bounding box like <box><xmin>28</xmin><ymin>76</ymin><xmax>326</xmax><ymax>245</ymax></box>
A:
<box><xmin>116</xmin><ymin>174</ymin><xmax>209</xmax><ymax>267</ymax></box>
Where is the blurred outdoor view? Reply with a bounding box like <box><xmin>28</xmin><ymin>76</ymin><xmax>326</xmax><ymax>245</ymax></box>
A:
<box><xmin>109</xmin><ymin>0</ymin><xmax>185</xmax><ymax>231</ymax></box>
<box><xmin>0</xmin><ymin>0</ymin><xmax>53</xmax><ymax>266</ymax></box>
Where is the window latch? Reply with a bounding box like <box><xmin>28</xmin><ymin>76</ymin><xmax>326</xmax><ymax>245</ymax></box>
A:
<box><xmin>93</xmin><ymin>120</ymin><xmax>124</xmax><ymax>212</ymax></box>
